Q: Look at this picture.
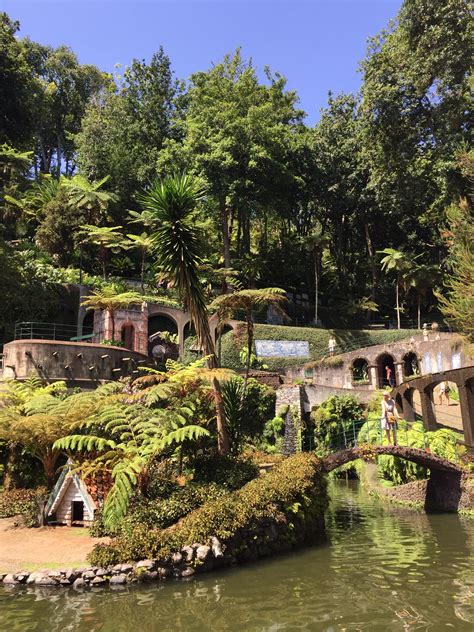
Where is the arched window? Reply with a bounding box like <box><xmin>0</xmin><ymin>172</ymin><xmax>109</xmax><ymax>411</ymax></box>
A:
<box><xmin>352</xmin><ymin>358</ymin><xmax>369</xmax><ymax>383</ymax></box>
<box><xmin>403</xmin><ymin>352</ymin><xmax>419</xmax><ymax>377</ymax></box>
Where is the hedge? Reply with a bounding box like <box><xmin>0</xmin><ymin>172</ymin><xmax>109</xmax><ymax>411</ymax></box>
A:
<box><xmin>89</xmin><ymin>453</ymin><xmax>328</xmax><ymax>566</ymax></box>
<box><xmin>217</xmin><ymin>324</ymin><xmax>416</xmax><ymax>371</ymax></box>
<box><xmin>0</xmin><ymin>487</ymin><xmax>47</xmax><ymax>527</ymax></box>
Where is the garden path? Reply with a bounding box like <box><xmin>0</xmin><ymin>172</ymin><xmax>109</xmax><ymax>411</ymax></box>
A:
<box><xmin>0</xmin><ymin>518</ymin><xmax>109</xmax><ymax>573</ymax></box>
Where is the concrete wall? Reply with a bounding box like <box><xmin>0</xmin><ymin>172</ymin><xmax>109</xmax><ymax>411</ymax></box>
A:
<box><xmin>1</xmin><ymin>339</ymin><xmax>148</xmax><ymax>386</ymax></box>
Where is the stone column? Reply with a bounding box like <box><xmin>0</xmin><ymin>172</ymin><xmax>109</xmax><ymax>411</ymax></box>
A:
<box><xmin>368</xmin><ymin>365</ymin><xmax>378</xmax><ymax>388</ymax></box>
<box><xmin>401</xmin><ymin>390</ymin><xmax>416</xmax><ymax>422</ymax></box>
<box><xmin>457</xmin><ymin>382</ymin><xmax>474</xmax><ymax>448</ymax></box>
<box><xmin>419</xmin><ymin>387</ymin><xmax>437</xmax><ymax>431</ymax></box>
<box><xmin>395</xmin><ymin>361</ymin><xmax>404</xmax><ymax>386</ymax></box>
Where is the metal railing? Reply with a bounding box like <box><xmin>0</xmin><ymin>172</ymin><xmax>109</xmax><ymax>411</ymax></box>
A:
<box><xmin>14</xmin><ymin>322</ymin><xmax>93</xmax><ymax>342</ymax></box>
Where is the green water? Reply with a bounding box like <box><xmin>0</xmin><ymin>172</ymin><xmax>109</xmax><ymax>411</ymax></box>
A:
<box><xmin>1</xmin><ymin>480</ymin><xmax>473</xmax><ymax>631</ymax></box>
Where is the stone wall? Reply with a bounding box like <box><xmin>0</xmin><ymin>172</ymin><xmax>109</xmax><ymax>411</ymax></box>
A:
<box><xmin>1</xmin><ymin>339</ymin><xmax>149</xmax><ymax>386</ymax></box>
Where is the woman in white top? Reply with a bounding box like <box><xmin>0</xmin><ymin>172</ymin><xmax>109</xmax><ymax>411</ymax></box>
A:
<box><xmin>381</xmin><ymin>391</ymin><xmax>400</xmax><ymax>446</ymax></box>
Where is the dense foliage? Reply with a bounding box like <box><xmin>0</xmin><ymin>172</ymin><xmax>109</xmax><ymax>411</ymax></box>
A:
<box><xmin>0</xmin><ymin>487</ymin><xmax>47</xmax><ymax>526</ymax></box>
<box><xmin>312</xmin><ymin>395</ymin><xmax>366</xmax><ymax>454</ymax></box>
<box><xmin>0</xmin><ymin>1</ymin><xmax>471</xmax><ymax>334</ymax></box>
<box><xmin>88</xmin><ymin>453</ymin><xmax>327</xmax><ymax>566</ymax></box>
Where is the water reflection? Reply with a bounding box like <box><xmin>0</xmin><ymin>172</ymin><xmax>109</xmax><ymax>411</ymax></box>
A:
<box><xmin>1</xmin><ymin>480</ymin><xmax>473</xmax><ymax>631</ymax></box>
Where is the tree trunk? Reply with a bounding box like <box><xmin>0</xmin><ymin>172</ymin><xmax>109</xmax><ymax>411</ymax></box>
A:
<box><xmin>42</xmin><ymin>452</ymin><xmax>58</xmax><ymax>488</ymax></box>
<box><xmin>220</xmin><ymin>198</ymin><xmax>231</xmax><ymax>269</ymax></box>
<box><xmin>212</xmin><ymin>376</ymin><xmax>230</xmax><ymax>455</ymax></box>
<box><xmin>396</xmin><ymin>280</ymin><xmax>401</xmax><ymax>329</ymax></box>
<box><xmin>141</xmin><ymin>249</ymin><xmax>145</xmax><ymax>293</ymax></box>
<box><xmin>314</xmin><ymin>253</ymin><xmax>319</xmax><ymax>325</ymax></box>
<box><xmin>364</xmin><ymin>223</ymin><xmax>377</xmax><ymax>307</ymax></box>
<box><xmin>244</xmin><ymin>310</ymin><xmax>254</xmax><ymax>390</ymax></box>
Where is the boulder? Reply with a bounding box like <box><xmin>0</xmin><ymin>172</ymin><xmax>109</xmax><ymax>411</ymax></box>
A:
<box><xmin>120</xmin><ymin>564</ymin><xmax>134</xmax><ymax>573</ymax></box>
<box><xmin>181</xmin><ymin>567</ymin><xmax>195</xmax><ymax>577</ymax></box>
<box><xmin>110</xmin><ymin>573</ymin><xmax>128</xmax><ymax>585</ymax></box>
<box><xmin>95</xmin><ymin>568</ymin><xmax>108</xmax><ymax>577</ymax></box>
<box><xmin>211</xmin><ymin>537</ymin><xmax>223</xmax><ymax>558</ymax></box>
<box><xmin>2</xmin><ymin>574</ymin><xmax>18</xmax><ymax>585</ymax></box>
<box><xmin>72</xmin><ymin>577</ymin><xmax>86</xmax><ymax>589</ymax></box>
<box><xmin>171</xmin><ymin>552</ymin><xmax>183</xmax><ymax>565</ymax></box>
<box><xmin>195</xmin><ymin>545</ymin><xmax>211</xmax><ymax>562</ymax></box>
<box><xmin>35</xmin><ymin>575</ymin><xmax>58</xmax><ymax>586</ymax></box>
<box><xmin>83</xmin><ymin>570</ymin><xmax>96</xmax><ymax>580</ymax></box>
<box><xmin>26</xmin><ymin>572</ymin><xmax>41</xmax><ymax>585</ymax></box>
<box><xmin>158</xmin><ymin>567</ymin><xmax>172</xmax><ymax>579</ymax></box>
<box><xmin>91</xmin><ymin>576</ymin><xmax>107</xmax><ymax>585</ymax></box>
<box><xmin>136</xmin><ymin>559</ymin><xmax>156</xmax><ymax>571</ymax></box>
<box><xmin>182</xmin><ymin>546</ymin><xmax>195</xmax><ymax>563</ymax></box>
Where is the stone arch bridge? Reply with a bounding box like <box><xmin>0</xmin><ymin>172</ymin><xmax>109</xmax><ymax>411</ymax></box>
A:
<box><xmin>391</xmin><ymin>366</ymin><xmax>474</xmax><ymax>447</ymax></box>
<box><xmin>321</xmin><ymin>445</ymin><xmax>466</xmax><ymax>512</ymax></box>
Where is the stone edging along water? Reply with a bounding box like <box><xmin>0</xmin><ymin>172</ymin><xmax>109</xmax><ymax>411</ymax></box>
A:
<box><xmin>0</xmin><ymin>537</ymin><xmax>229</xmax><ymax>588</ymax></box>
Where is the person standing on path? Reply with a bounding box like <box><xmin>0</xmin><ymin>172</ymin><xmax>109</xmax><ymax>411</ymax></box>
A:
<box><xmin>381</xmin><ymin>392</ymin><xmax>399</xmax><ymax>446</ymax></box>
<box><xmin>438</xmin><ymin>381</ymin><xmax>451</xmax><ymax>406</ymax></box>
<box><xmin>328</xmin><ymin>336</ymin><xmax>336</xmax><ymax>356</ymax></box>
<box><xmin>385</xmin><ymin>365</ymin><xmax>395</xmax><ymax>387</ymax></box>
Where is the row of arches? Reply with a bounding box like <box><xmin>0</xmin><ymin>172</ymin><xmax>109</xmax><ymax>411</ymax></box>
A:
<box><xmin>351</xmin><ymin>351</ymin><xmax>420</xmax><ymax>389</ymax></box>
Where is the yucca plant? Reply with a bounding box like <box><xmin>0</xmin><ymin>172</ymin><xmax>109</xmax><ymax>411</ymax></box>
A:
<box><xmin>139</xmin><ymin>174</ymin><xmax>231</xmax><ymax>454</ymax></box>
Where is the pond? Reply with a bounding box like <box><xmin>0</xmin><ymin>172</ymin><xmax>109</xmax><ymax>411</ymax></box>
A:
<box><xmin>1</xmin><ymin>480</ymin><xmax>473</xmax><ymax>631</ymax></box>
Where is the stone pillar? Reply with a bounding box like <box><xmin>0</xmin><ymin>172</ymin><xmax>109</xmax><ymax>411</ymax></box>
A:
<box><xmin>368</xmin><ymin>365</ymin><xmax>378</xmax><ymax>388</ymax></box>
<box><xmin>401</xmin><ymin>390</ymin><xmax>416</xmax><ymax>422</ymax></box>
<box><xmin>457</xmin><ymin>382</ymin><xmax>474</xmax><ymax>448</ymax></box>
<box><xmin>419</xmin><ymin>387</ymin><xmax>437</xmax><ymax>431</ymax></box>
<box><xmin>395</xmin><ymin>361</ymin><xmax>404</xmax><ymax>386</ymax></box>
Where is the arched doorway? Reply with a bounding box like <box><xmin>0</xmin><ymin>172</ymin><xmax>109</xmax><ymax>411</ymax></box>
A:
<box><xmin>377</xmin><ymin>353</ymin><xmax>396</xmax><ymax>388</ymax></box>
<box><xmin>148</xmin><ymin>314</ymin><xmax>179</xmax><ymax>362</ymax></box>
<box><xmin>121</xmin><ymin>323</ymin><xmax>135</xmax><ymax>350</ymax></box>
<box><xmin>351</xmin><ymin>358</ymin><xmax>369</xmax><ymax>384</ymax></box>
<box><xmin>403</xmin><ymin>352</ymin><xmax>419</xmax><ymax>378</ymax></box>
<box><xmin>82</xmin><ymin>311</ymin><xmax>94</xmax><ymax>336</ymax></box>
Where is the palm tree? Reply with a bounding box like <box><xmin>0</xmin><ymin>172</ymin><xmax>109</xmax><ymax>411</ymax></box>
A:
<box><xmin>81</xmin><ymin>285</ymin><xmax>144</xmax><ymax>343</ymax></box>
<box><xmin>139</xmin><ymin>174</ymin><xmax>231</xmax><ymax>454</ymax></box>
<box><xmin>79</xmin><ymin>225</ymin><xmax>128</xmax><ymax>279</ymax></box>
<box><xmin>210</xmin><ymin>285</ymin><xmax>287</xmax><ymax>387</ymax></box>
<box><xmin>63</xmin><ymin>175</ymin><xmax>115</xmax><ymax>225</ymax></box>
<box><xmin>406</xmin><ymin>264</ymin><xmax>440</xmax><ymax>330</ymax></box>
<box><xmin>125</xmin><ymin>231</ymin><xmax>155</xmax><ymax>292</ymax></box>
<box><xmin>379</xmin><ymin>248</ymin><xmax>412</xmax><ymax>329</ymax></box>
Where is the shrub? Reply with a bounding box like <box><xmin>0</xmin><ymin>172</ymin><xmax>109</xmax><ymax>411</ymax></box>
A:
<box><xmin>0</xmin><ymin>487</ymin><xmax>47</xmax><ymax>527</ymax></box>
<box><xmin>88</xmin><ymin>453</ymin><xmax>327</xmax><ymax>565</ymax></box>
<box><xmin>192</xmin><ymin>455</ymin><xmax>259</xmax><ymax>490</ymax></box>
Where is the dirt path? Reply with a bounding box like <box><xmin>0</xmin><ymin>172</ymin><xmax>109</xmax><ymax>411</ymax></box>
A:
<box><xmin>0</xmin><ymin>517</ymin><xmax>109</xmax><ymax>573</ymax></box>
<box><xmin>412</xmin><ymin>390</ymin><xmax>463</xmax><ymax>431</ymax></box>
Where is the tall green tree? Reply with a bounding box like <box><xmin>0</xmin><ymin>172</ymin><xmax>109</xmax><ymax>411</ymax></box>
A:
<box><xmin>140</xmin><ymin>174</ymin><xmax>231</xmax><ymax>455</ymax></box>
<box><xmin>379</xmin><ymin>248</ymin><xmax>413</xmax><ymax>329</ymax></box>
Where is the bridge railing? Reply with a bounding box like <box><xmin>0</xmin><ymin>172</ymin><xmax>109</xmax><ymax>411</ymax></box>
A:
<box><xmin>311</xmin><ymin>418</ymin><xmax>461</xmax><ymax>464</ymax></box>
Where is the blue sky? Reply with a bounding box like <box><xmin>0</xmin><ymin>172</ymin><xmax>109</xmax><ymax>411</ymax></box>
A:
<box><xmin>4</xmin><ymin>0</ymin><xmax>402</xmax><ymax>123</ymax></box>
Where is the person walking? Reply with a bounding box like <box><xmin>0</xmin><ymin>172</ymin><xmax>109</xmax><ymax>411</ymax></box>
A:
<box><xmin>438</xmin><ymin>381</ymin><xmax>451</xmax><ymax>406</ymax></box>
<box><xmin>385</xmin><ymin>365</ymin><xmax>395</xmax><ymax>387</ymax></box>
<box><xmin>381</xmin><ymin>391</ymin><xmax>399</xmax><ymax>446</ymax></box>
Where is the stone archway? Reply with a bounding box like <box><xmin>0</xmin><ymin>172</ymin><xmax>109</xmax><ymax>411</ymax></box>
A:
<box><xmin>351</xmin><ymin>357</ymin><xmax>369</xmax><ymax>384</ymax></box>
<box><xmin>376</xmin><ymin>353</ymin><xmax>396</xmax><ymax>388</ymax></box>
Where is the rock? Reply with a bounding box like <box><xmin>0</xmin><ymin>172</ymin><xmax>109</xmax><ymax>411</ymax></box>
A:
<box><xmin>195</xmin><ymin>545</ymin><xmax>211</xmax><ymax>562</ymax></box>
<box><xmin>72</xmin><ymin>577</ymin><xmax>86</xmax><ymax>589</ymax></box>
<box><xmin>181</xmin><ymin>567</ymin><xmax>195</xmax><ymax>577</ymax></box>
<box><xmin>60</xmin><ymin>578</ymin><xmax>72</xmax><ymax>585</ymax></box>
<box><xmin>13</xmin><ymin>573</ymin><xmax>29</xmax><ymax>584</ymax></box>
<box><xmin>182</xmin><ymin>546</ymin><xmax>195</xmax><ymax>563</ymax></box>
<box><xmin>26</xmin><ymin>572</ymin><xmax>41</xmax><ymax>585</ymax></box>
<box><xmin>157</xmin><ymin>567</ymin><xmax>171</xmax><ymax>579</ymax></box>
<box><xmin>211</xmin><ymin>537</ymin><xmax>223</xmax><ymax>558</ymax></box>
<box><xmin>172</xmin><ymin>568</ymin><xmax>182</xmax><ymax>578</ymax></box>
<box><xmin>112</xmin><ymin>564</ymin><xmax>124</xmax><ymax>574</ymax></box>
<box><xmin>110</xmin><ymin>574</ymin><xmax>128</xmax><ymax>585</ymax></box>
<box><xmin>65</xmin><ymin>570</ymin><xmax>80</xmax><ymax>582</ymax></box>
<box><xmin>91</xmin><ymin>576</ymin><xmax>107</xmax><ymax>585</ymax></box>
<box><xmin>47</xmin><ymin>570</ymin><xmax>62</xmax><ymax>578</ymax></box>
<box><xmin>120</xmin><ymin>564</ymin><xmax>134</xmax><ymax>573</ymax></box>
<box><xmin>171</xmin><ymin>552</ymin><xmax>183</xmax><ymax>565</ymax></box>
<box><xmin>83</xmin><ymin>570</ymin><xmax>96</xmax><ymax>580</ymax></box>
<box><xmin>35</xmin><ymin>575</ymin><xmax>58</xmax><ymax>586</ymax></box>
<box><xmin>95</xmin><ymin>568</ymin><xmax>108</xmax><ymax>577</ymax></box>
<box><xmin>136</xmin><ymin>559</ymin><xmax>156</xmax><ymax>571</ymax></box>
<box><xmin>2</xmin><ymin>574</ymin><xmax>18</xmax><ymax>585</ymax></box>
